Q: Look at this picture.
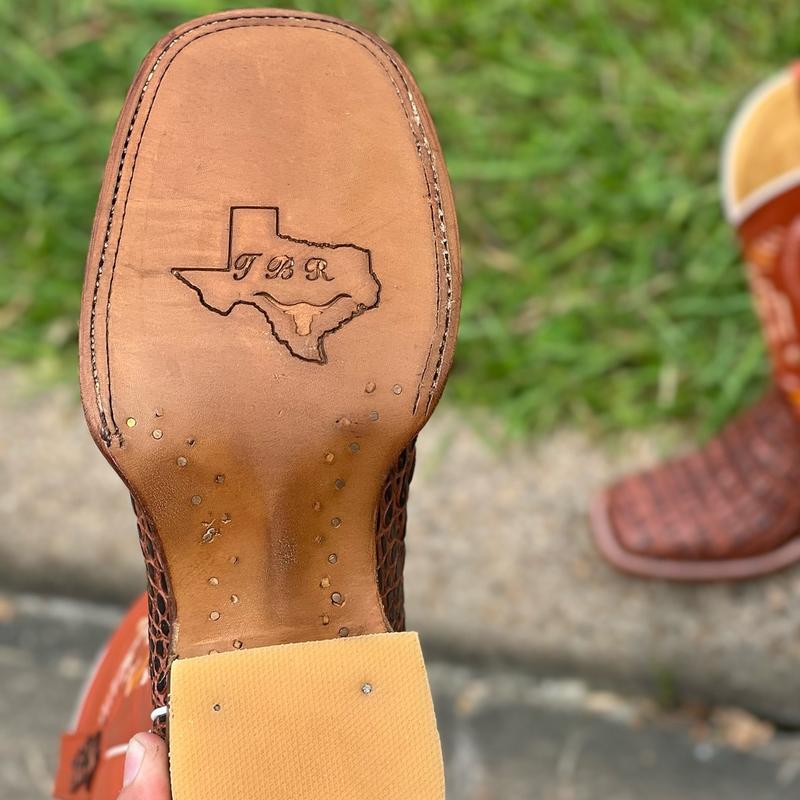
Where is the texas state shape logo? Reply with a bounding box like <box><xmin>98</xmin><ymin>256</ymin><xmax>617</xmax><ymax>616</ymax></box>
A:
<box><xmin>172</xmin><ymin>206</ymin><xmax>380</xmax><ymax>363</ymax></box>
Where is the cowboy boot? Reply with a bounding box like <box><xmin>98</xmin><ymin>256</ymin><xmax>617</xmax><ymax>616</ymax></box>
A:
<box><xmin>591</xmin><ymin>64</ymin><xmax>800</xmax><ymax>581</ymax></box>
<box><xmin>53</xmin><ymin>595</ymin><xmax>152</xmax><ymax>799</ymax></box>
<box><xmin>65</xmin><ymin>10</ymin><xmax>460</xmax><ymax>799</ymax></box>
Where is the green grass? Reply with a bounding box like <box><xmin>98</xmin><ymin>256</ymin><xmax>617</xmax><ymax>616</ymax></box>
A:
<box><xmin>2</xmin><ymin>0</ymin><xmax>799</xmax><ymax>433</ymax></box>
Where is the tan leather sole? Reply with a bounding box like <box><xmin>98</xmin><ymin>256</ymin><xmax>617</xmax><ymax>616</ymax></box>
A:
<box><xmin>78</xmin><ymin>8</ymin><xmax>459</xmax><ymax>797</ymax></box>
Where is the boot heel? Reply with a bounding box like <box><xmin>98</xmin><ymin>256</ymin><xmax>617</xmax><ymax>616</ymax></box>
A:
<box><xmin>168</xmin><ymin>632</ymin><xmax>444</xmax><ymax>799</ymax></box>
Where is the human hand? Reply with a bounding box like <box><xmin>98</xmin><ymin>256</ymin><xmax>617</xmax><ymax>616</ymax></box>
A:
<box><xmin>118</xmin><ymin>733</ymin><xmax>170</xmax><ymax>799</ymax></box>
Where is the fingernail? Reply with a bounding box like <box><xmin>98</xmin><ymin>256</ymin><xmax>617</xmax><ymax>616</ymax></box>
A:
<box><xmin>123</xmin><ymin>736</ymin><xmax>145</xmax><ymax>788</ymax></box>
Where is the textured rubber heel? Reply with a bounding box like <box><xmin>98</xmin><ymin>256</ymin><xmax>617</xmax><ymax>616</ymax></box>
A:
<box><xmin>168</xmin><ymin>632</ymin><xmax>444</xmax><ymax>799</ymax></box>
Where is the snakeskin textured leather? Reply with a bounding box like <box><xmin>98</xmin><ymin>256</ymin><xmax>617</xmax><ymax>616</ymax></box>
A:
<box><xmin>606</xmin><ymin>389</ymin><xmax>800</xmax><ymax>560</ymax></box>
<box><xmin>376</xmin><ymin>440</ymin><xmax>417</xmax><ymax>632</ymax></box>
<box><xmin>132</xmin><ymin>497</ymin><xmax>174</xmax><ymax>737</ymax></box>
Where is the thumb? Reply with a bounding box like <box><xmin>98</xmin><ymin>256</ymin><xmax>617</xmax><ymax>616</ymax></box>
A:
<box><xmin>118</xmin><ymin>733</ymin><xmax>170</xmax><ymax>799</ymax></box>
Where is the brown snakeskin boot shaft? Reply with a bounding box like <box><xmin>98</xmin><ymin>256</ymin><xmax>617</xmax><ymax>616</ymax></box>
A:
<box><xmin>375</xmin><ymin>440</ymin><xmax>417</xmax><ymax>632</ymax></box>
<box><xmin>605</xmin><ymin>389</ymin><xmax>800</xmax><ymax>562</ymax></box>
<box><xmin>132</xmin><ymin>498</ymin><xmax>174</xmax><ymax>737</ymax></box>
<box><xmin>133</xmin><ymin>441</ymin><xmax>417</xmax><ymax>732</ymax></box>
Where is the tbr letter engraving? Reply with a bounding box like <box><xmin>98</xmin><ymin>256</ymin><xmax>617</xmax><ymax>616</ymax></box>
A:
<box><xmin>305</xmin><ymin>258</ymin><xmax>334</xmax><ymax>281</ymax></box>
<box><xmin>172</xmin><ymin>207</ymin><xmax>379</xmax><ymax>363</ymax></box>
<box><xmin>232</xmin><ymin>253</ymin><xmax>260</xmax><ymax>280</ymax></box>
<box><xmin>265</xmin><ymin>255</ymin><xmax>294</xmax><ymax>280</ymax></box>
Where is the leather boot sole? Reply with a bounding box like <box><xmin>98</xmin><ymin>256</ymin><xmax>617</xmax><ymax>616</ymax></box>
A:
<box><xmin>78</xmin><ymin>9</ymin><xmax>460</xmax><ymax>798</ymax></box>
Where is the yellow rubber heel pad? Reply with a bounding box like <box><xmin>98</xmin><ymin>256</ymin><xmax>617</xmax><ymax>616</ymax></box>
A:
<box><xmin>168</xmin><ymin>631</ymin><xmax>444</xmax><ymax>800</ymax></box>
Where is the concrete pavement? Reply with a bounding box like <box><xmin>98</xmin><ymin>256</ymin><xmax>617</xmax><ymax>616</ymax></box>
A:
<box><xmin>2</xmin><ymin>591</ymin><xmax>799</xmax><ymax>800</ymax></box>
<box><xmin>3</xmin><ymin>373</ymin><xmax>800</xmax><ymax>723</ymax></box>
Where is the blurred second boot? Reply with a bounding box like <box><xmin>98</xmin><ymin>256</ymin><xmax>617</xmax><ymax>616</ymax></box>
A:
<box><xmin>592</xmin><ymin>64</ymin><xmax>800</xmax><ymax>581</ymax></box>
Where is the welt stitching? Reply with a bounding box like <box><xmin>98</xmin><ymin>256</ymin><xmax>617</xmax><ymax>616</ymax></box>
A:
<box><xmin>90</xmin><ymin>13</ymin><xmax>452</xmax><ymax>441</ymax></box>
<box><xmin>390</xmin><ymin>82</ymin><xmax>453</xmax><ymax>410</ymax></box>
<box><xmin>365</xmin><ymin>44</ymin><xmax>453</xmax><ymax>405</ymax></box>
